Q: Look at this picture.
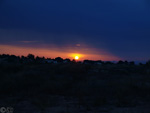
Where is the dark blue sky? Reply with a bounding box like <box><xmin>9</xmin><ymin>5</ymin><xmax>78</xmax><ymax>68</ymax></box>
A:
<box><xmin>0</xmin><ymin>0</ymin><xmax>150</xmax><ymax>61</ymax></box>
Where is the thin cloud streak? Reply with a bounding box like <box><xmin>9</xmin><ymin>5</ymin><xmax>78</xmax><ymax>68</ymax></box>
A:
<box><xmin>17</xmin><ymin>41</ymin><xmax>39</xmax><ymax>43</ymax></box>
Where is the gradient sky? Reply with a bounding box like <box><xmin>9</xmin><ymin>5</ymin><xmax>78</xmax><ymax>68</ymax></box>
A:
<box><xmin>0</xmin><ymin>0</ymin><xmax>150</xmax><ymax>61</ymax></box>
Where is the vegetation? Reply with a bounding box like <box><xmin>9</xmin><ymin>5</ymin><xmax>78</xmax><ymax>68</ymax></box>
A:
<box><xmin>0</xmin><ymin>54</ymin><xmax>150</xmax><ymax>112</ymax></box>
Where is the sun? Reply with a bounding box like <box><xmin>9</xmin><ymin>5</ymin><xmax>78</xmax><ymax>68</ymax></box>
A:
<box><xmin>75</xmin><ymin>56</ymin><xmax>79</xmax><ymax>60</ymax></box>
<box><xmin>70</xmin><ymin>53</ymin><xmax>83</xmax><ymax>60</ymax></box>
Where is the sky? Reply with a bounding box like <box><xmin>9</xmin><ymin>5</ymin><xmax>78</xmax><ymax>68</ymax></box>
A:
<box><xmin>0</xmin><ymin>0</ymin><xmax>150</xmax><ymax>61</ymax></box>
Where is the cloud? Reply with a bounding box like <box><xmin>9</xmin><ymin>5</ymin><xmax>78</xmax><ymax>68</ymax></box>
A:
<box><xmin>76</xmin><ymin>44</ymin><xmax>80</xmax><ymax>47</ymax></box>
<box><xmin>17</xmin><ymin>41</ymin><xmax>38</xmax><ymax>43</ymax></box>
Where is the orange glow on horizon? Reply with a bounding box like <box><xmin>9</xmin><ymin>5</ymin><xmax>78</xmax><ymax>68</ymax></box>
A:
<box><xmin>0</xmin><ymin>44</ymin><xmax>120</xmax><ymax>61</ymax></box>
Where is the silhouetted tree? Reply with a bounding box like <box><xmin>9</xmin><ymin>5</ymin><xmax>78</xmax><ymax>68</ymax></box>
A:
<box><xmin>27</xmin><ymin>54</ymin><xmax>35</xmax><ymax>60</ymax></box>
<box><xmin>0</xmin><ymin>54</ymin><xmax>9</xmax><ymax>58</ymax></box>
<box><xmin>97</xmin><ymin>60</ymin><xmax>104</xmax><ymax>64</ymax></box>
<box><xmin>146</xmin><ymin>60</ymin><xmax>150</xmax><ymax>66</ymax></box>
<box><xmin>1</xmin><ymin>54</ymin><xmax>20</xmax><ymax>63</ymax></box>
<box><xmin>105</xmin><ymin>61</ymin><xmax>113</xmax><ymax>65</ymax></box>
<box><xmin>72</xmin><ymin>59</ymin><xmax>76</xmax><ymax>63</ymax></box>
<box><xmin>35</xmin><ymin>56</ymin><xmax>40</xmax><ymax>60</ymax></box>
<box><xmin>129</xmin><ymin>61</ymin><xmax>135</xmax><ymax>65</ymax></box>
<box><xmin>64</xmin><ymin>58</ymin><xmax>71</xmax><ymax>63</ymax></box>
<box><xmin>55</xmin><ymin>57</ymin><xmax>63</xmax><ymax>62</ymax></box>
<box><xmin>83</xmin><ymin>60</ymin><xmax>95</xmax><ymax>64</ymax></box>
<box><xmin>21</xmin><ymin>56</ymin><xmax>25</xmax><ymax>59</ymax></box>
<box><xmin>47</xmin><ymin>58</ymin><xmax>51</xmax><ymax>60</ymax></box>
<box><xmin>117</xmin><ymin>60</ymin><xmax>124</xmax><ymax>65</ymax></box>
<box><xmin>124</xmin><ymin>60</ymin><xmax>128</xmax><ymax>65</ymax></box>
<box><xmin>139</xmin><ymin>63</ymin><xmax>143</xmax><ymax>66</ymax></box>
<box><xmin>42</xmin><ymin>56</ymin><xmax>45</xmax><ymax>60</ymax></box>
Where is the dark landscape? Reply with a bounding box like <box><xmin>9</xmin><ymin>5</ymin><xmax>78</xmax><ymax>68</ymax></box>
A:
<box><xmin>0</xmin><ymin>54</ymin><xmax>150</xmax><ymax>113</ymax></box>
<box><xmin>1</xmin><ymin>0</ymin><xmax>150</xmax><ymax>112</ymax></box>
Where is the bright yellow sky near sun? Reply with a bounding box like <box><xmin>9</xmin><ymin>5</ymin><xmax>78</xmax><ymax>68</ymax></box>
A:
<box><xmin>0</xmin><ymin>44</ymin><xmax>120</xmax><ymax>61</ymax></box>
<box><xmin>75</xmin><ymin>56</ymin><xmax>79</xmax><ymax>60</ymax></box>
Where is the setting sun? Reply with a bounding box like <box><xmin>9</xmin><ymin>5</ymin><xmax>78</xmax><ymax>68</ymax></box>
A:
<box><xmin>75</xmin><ymin>56</ymin><xmax>79</xmax><ymax>60</ymax></box>
<box><xmin>70</xmin><ymin>53</ymin><xmax>82</xmax><ymax>60</ymax></box>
